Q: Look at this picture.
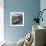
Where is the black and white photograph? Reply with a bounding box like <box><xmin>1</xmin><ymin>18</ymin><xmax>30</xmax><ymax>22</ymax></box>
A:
<box><xmin>10</xmin><ymin>12</ymin><xmax>24</xmax><ymax>26</ymax></box>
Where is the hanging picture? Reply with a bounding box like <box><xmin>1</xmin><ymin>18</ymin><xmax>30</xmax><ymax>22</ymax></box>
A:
<box><xmin>10</xmin><ymin>12</ymin><xmax>24</xmax><ymax>26</ymax></box>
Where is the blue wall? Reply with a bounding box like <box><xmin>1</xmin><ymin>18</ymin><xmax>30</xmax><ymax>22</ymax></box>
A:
<box><xmin>4</xmin><ymin>0</ymin><xmax>40</xmax><ymax>42</ymax></box>
<box><xmin>40</xmin><ymin>0</ymin><xmax>46</xmax><ymax>27</ymax></box>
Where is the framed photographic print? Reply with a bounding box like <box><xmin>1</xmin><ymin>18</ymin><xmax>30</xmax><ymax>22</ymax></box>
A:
<box><xmin>10</xmin><ymin>12</ymin><xmax>24</xmax><ymax>26</ymax></box>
